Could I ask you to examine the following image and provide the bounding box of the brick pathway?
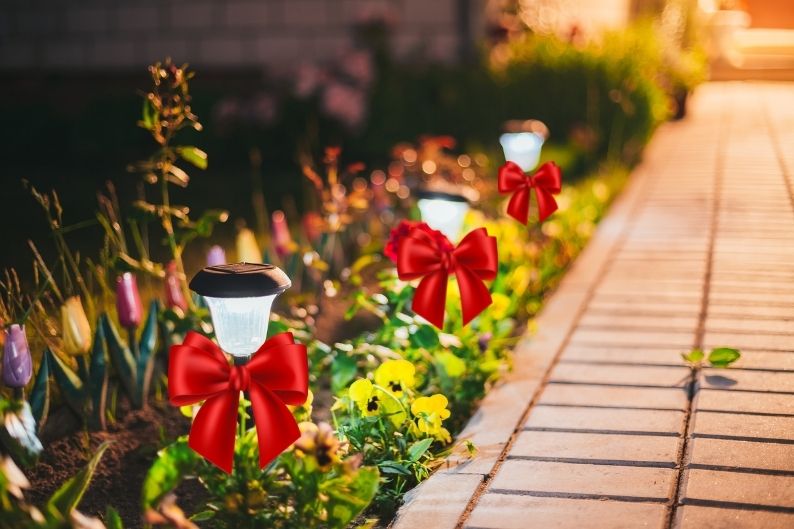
[392,82,794,529]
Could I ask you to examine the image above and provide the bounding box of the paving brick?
[169,1,214,29]
[676,505,794,529]
[117,5,160,32]
[392,473,482,529]
[511,430,681,464]
[569,328,694,348]
[550,364,690,388]
[560,347,684,366]
[682,469,794,508]
[283,0,330,27]
[66,6,108,33]
[527,405,684,434]
[693,411,794,440]
[467,494,668,529]
[690,437,794,471]
[706,317,794,334]
[700,368,794,393]
[579,313,699,331]
[539,384,688,410]
[708,304,794,319]
[491,460,675,500]
[704,332,794,351]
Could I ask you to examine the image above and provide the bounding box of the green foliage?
[0,441,112,529]
[682,347,741,368]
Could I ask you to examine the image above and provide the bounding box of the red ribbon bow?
[168,331,309,473]
[397,227,498,328]
[498,161,562,223]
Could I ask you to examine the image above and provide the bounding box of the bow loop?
[498,161,562,224]
[396,226,497,328]
[168,331,309,473]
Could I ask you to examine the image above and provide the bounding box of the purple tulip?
[164,261,188,312]
[116,272,143,329]
[206,245,227,267]
[3,324,32,388]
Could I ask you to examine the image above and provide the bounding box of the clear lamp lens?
[417,198,470,242]
[204,295,277,357]
[499,132,545,172]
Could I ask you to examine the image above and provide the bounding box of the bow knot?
[397,227,497,328]
[168,331,309,473]
[498,161,562,224]
[228,364,251,393]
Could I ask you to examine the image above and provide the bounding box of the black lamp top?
[189,263,291,298]
[415,189,469,204]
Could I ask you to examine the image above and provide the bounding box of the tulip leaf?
[409,325,440,349]
[46,441,109,516]
[142,439,198,509]
[29,353,51,430]
[176,146,208,170]
[0,399,43,467]
[102,315,139,408]
[105,506,124,529]
[136,301,160,408]
[46,348,86,416]
[88,320,109,430]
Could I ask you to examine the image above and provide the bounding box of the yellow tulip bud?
[61,296,92,356]
[236,228,262,263]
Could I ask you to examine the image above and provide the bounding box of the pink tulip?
[116,272,143,329]
[164,262,188,312]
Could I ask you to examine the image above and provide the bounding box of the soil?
[24,283,383,528]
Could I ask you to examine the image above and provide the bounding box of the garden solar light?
[499,119,549,172]
[415,189,470,242]
[189,263,291,358]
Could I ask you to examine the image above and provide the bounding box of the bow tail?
[250,385,301,469]
[190,391,241,473]
[456,265,494,326]
[534,189,559,222]
[412,270,449,328]
[506,187,531,224]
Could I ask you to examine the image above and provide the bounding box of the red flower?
[384,220,453,263]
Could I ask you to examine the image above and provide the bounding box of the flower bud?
[61,296,92,356]
[116,272,143,329]
[271,211,295,257]
[301,212,323,243]
[236,228,262,263]
[206,245,227,267]
[2,324,32,388]
[164,261,188,312]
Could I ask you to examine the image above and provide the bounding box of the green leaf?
[192,209,229,238]
[176,146,208,170]
[407,438,434,462]
[141,439,198,509]
[136,301,160,408]
[29,352,51,429]
[140,97,157,130]
[708,347,741,368]
[88,319,109,430]
[46,348,86,415]
[681,349,704,365]
[191,510,216,522]
[332,354,359,394]
[409,324,440,349]
[0,400,43,467]
[102,315,139,408]
[105,506,124,529]
[324,467,379,529]
[378,461,411,476]
[46,441,110,516]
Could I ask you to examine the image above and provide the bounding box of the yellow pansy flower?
[508,265,532,293]
[348,378,407,426]
[490,293,511,320]
[411,394,451,442]
[436,351,465,377]
[374,359,416,397]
